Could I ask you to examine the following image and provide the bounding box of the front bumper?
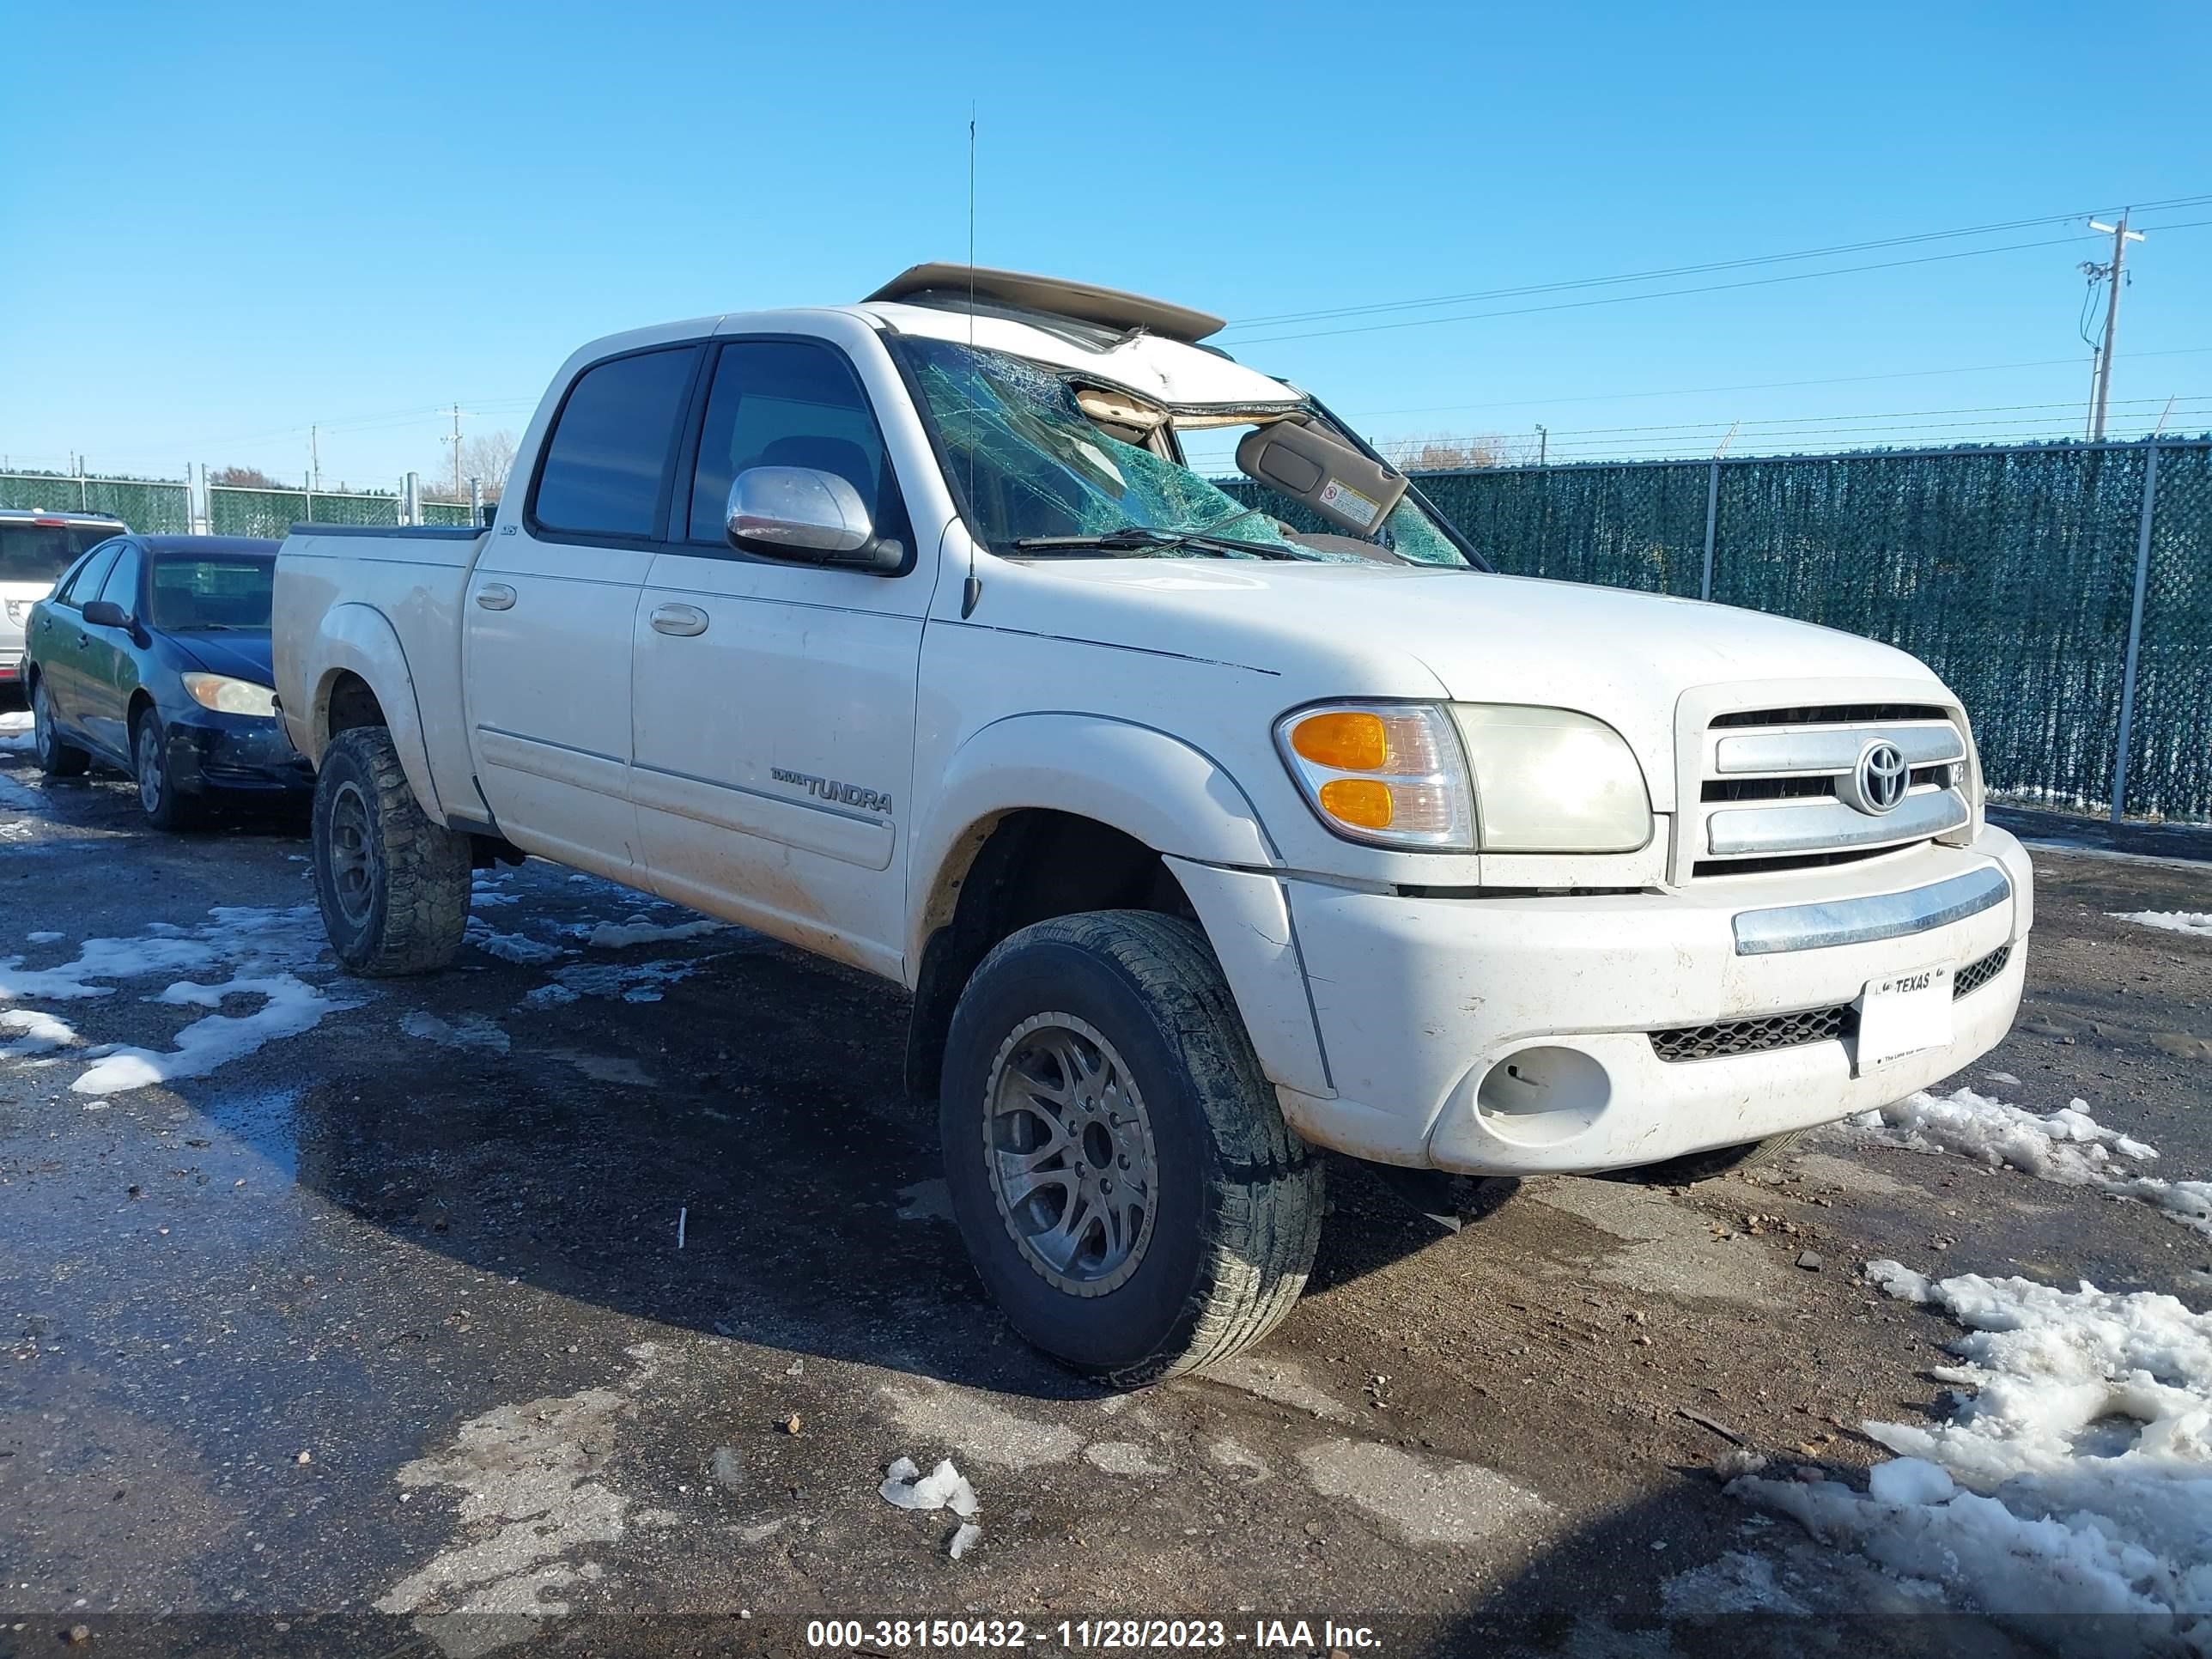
[1273,827,2033,1176]
[166,711,313,796]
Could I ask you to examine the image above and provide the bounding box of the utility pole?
[444,404,465,502]
[1535,424,1548,466]
[310,424,321,492]
[2084,213,2145,441]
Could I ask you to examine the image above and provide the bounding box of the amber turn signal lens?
[1291,710,1389,771]
[1318,777,1395,829]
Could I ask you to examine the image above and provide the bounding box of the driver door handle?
[476,583,517,611]
[649,603,709,638]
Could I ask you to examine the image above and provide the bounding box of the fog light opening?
[1475,1045,1612,1146]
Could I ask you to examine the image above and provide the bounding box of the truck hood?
[990,560,1948,811]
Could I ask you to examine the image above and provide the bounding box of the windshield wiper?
[1011,526,1304,561]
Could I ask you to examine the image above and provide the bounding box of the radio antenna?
[960,107,983,618]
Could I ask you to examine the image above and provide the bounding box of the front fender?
[303,603,446,822]
[911,713,1279,954]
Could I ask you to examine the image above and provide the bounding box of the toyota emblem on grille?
[1843,739,1910,815]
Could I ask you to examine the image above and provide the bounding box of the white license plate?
[1855,961,1954,1072]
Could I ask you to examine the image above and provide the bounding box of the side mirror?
[726,466,902,573]
[82,599,131,629]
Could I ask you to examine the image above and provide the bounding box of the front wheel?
[133,708,197,830]
[311,726,471,975]
[32,678,89,777]
[939,910,1324,1388]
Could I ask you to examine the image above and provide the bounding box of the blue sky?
[4,0,2209,489]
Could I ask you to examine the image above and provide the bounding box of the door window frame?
[521,341,710,553]
[96,542,144,619]
[52,540,125,611]
[667,333,919,577]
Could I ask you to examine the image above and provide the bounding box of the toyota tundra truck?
[271,264,2032,1385]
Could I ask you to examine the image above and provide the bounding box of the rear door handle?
[475,583,517,611]
[649,603,709,638]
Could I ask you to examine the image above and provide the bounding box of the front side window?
[53,543,122,608]
[98,544,143,615]
[531,346,702,538]
[686,340,907,546]
[149,557,275,629]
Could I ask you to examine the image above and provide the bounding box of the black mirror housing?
[82,599,130,629]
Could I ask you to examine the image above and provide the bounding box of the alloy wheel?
[982,1012,1159,1297]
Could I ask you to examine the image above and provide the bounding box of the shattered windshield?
[893,337,1471,566]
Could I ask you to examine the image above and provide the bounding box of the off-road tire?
[32,678,89,777]
[1604,1128,1808,1186]
[940,910,1324,1388]
[133,708,198,831]
[312,726,471,976]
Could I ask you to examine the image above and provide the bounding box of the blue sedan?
[24,535,311,828]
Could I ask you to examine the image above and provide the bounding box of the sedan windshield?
[893,337,1473,568]
[149,556,274,629]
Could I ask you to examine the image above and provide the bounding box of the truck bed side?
[271,524,489,825]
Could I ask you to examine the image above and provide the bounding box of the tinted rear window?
[531,346,702,538]
[149,557,276,629]
[0,522,125,583]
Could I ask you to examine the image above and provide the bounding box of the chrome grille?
[1690,702,1972,878]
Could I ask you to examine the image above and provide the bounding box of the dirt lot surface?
[3,736,2209,1657]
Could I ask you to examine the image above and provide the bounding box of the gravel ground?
[3,732,2208,1658]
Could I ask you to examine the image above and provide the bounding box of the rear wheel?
[940,910,1324,1387]
[311,726,471,975]
[31,678,88,777]
[1604,1128,1808,1186]
[133,708,197,830]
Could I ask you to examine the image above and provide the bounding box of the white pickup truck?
[273,264,2032,1384]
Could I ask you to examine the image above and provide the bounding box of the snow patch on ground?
[1660,1550,1814,1617]
[26,930,64,944]
[1730,1261,2212,1644]
[402,1011,512,1054]
[525,957,711,1006]
[1849,1087,2212,1239]
[376,1343,663,1632]
[2112,909,2212,940]
[0,906,363,1097]
[465,919,568,965]
[1,1007,78,1056]
[1297,1440,1552,1546]
[583,915,726,949]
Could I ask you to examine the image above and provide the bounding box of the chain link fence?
[204,487,474,538]
[0,471,191,533]
[1411,439,2212,823]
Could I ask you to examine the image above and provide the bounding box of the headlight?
[181,672,277,717]
[1450,705,1652,852]
[1275,701,1652,854]
[3,599,27,626]
[1274,702,1476,850]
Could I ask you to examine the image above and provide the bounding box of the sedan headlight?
[1276,701,1651,854]
[181,672,277,718]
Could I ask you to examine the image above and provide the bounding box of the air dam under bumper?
[1274,827,2033,1177]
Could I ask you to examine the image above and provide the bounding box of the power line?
[1340,345,2212,420]
[1227,216,2212,349]
[1223,193,2212,331]
[1376,393,2210,445]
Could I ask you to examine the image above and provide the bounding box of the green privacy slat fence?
[207,487,405,538]
[1403,439,2212,823]
[1,471,191,533]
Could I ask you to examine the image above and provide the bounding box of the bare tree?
[422,430,519,502]
[209,465,296,490]
[1380,433,1533,471]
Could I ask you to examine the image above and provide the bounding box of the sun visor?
[1237,419,1407,535]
